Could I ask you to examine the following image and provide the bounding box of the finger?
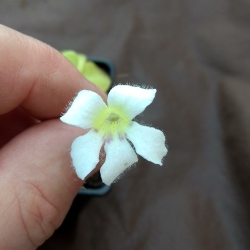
[0,25,106,119]
[0,120,85,249]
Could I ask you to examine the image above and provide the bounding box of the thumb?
[0,120,85,249]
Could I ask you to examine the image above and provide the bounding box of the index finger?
[0,25,105,119]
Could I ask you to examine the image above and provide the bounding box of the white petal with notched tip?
[126,121,167,165]
[61,90,107,129]
[100,139,138,185]
[71,129,103,180]
[108,85,156,119]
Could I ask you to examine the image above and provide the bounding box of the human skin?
[0,25,105,249]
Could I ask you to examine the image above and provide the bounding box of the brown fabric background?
[1,0,250,249]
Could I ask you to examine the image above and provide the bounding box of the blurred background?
[1,0,250,249]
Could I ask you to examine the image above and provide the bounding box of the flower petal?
[126,122,167,165]
[107,85,156,119]
[71,130,103,180]
[100,139,138,185]
[60,90,107,129]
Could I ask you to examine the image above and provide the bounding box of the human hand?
[0,25,105,249]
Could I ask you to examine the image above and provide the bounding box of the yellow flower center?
[92,105,131,140]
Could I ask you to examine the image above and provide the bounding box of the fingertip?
[0,25,106,119]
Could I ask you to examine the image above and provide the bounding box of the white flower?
[60,85,168,185]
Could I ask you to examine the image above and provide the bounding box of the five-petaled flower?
[60,85,167,185]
